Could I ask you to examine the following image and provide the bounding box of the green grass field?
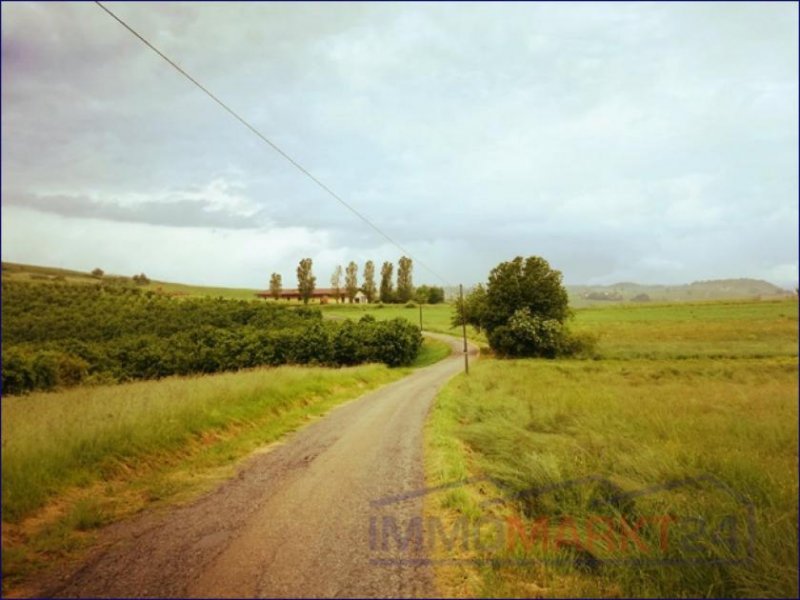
[320,302,489,345]
[572,299,797,359]
[424,298,798,598]
[0,336,451,589]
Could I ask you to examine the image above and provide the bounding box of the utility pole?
[459,284,469,375]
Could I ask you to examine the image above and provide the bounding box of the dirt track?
[39,333,475,598]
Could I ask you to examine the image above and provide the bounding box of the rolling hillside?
[566,278,793,307]
[1,262,259,300]
[4,261,793,306]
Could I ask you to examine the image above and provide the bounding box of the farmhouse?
[256,288,368,304]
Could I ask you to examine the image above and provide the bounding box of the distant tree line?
[1,281,422,395]
[269,257,444,305]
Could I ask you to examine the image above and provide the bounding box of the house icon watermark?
[368,473,756,569]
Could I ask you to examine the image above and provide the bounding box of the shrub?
[292,322,333,365]
[363,318,423,367]
[489,308,598,359]
[414,285,445,304]
[1,281,423,394]
[2,348,89,394]
[2,348,37,395]
[333,320,365,365]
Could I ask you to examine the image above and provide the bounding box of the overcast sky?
[2,2,797,289]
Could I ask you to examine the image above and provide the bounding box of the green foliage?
[360,317,423,367]
[414,285,445,304]
[296,257,316,304]
[1,281,423,395]
[396,256,414,303]
[131,273,150,285]
[380,261,394,303]
[269,272,282,299]
[452,284,489,330]
[464,257,584,357]
[362,260,376,303]
[484,256,570,331]
[2,348,90,395]
[488,307,597,358]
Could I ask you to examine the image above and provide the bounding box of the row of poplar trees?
[268,257,414,304]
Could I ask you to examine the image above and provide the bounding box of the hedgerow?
[2,282,422,394]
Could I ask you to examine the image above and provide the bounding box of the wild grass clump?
[1,363,402,521]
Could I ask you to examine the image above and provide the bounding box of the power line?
[94,1,451,287]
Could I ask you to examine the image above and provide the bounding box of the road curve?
[41,333,477,598]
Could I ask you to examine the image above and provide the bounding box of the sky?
[2,1,798,289]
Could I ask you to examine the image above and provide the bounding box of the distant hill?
[567,278,793,307]
[4,262,794,307]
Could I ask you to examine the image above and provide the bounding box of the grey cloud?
[1,2,797,287]
[4,190,267,230]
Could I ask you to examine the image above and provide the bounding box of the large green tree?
[362,260,376,303]
[460,256,587,358]
[379,261,394,303]
[269,272,282,300]
[296,258,316,304]
[345,261,359,303]
[483,256,569,332]
[396,256,414,303]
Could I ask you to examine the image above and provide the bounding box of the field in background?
[321,302,469,338]
[324,297,798,359]
[572,299,797,359]
[1,336,451,591]
[425,298,798,598]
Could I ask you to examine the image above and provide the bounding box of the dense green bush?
[364,318,423,367]
[487,307,596,358]
[414,285,445,304]
[1,347,90,395]
[455,256,591,358]
[1,281,422,395]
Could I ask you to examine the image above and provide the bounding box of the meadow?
[424,297,798,598]
[321,301,485,342]
[3,262,796,597]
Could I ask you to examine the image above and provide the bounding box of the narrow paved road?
[41,333,476,598]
